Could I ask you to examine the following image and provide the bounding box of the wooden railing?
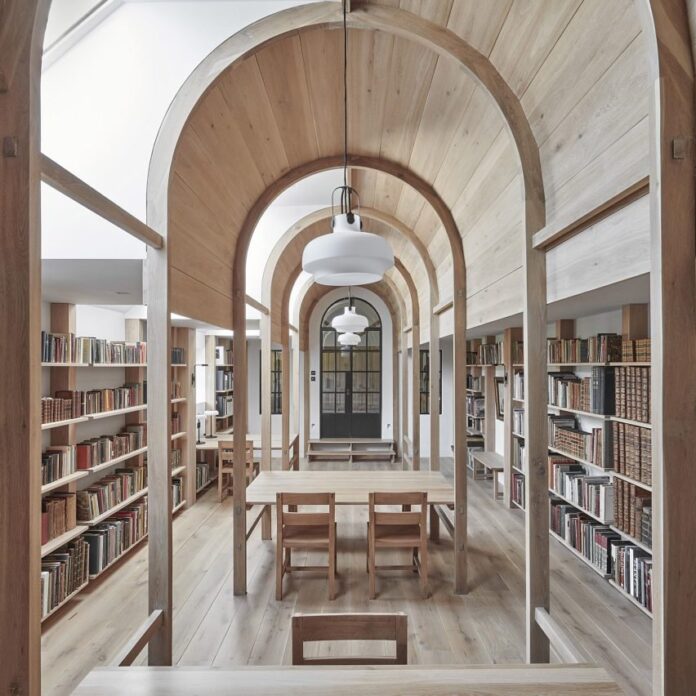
[534,608,586,664]
[288,435,300,471]
[113,610,165,666]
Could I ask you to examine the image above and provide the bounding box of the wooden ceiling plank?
[446,0,514,58]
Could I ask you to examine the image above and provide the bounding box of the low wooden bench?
[471,451,504,500]
[73,665,623,695]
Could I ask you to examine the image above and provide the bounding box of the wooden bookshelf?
[78,487,148,525]
[41,470,89,494]
[41,525,90,557]
[88,533,147,580]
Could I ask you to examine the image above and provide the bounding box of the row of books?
[73,429,146,471]
[547,333,623,364]
[196,461,214,491]
[466,342,502,366]
[621,338,651,363]
[551,500,617,575]
[42,493,77,545]
[171,347,186,364]
[466,374,484,392]
[615,366,650,423]
[513,440,526,473]
[548,456,613,522]
[83,498,147,576]
[612,422,652,485]
[512,473,525,508]
[466,394,485,418]
[41,383,146,424]
[171,447,182,469]
[216,369,233,391]
[215,345,233,365]
[216,394,234,418]
[42,446,77,486]
[172,381,181,398]
[612,543,652,612]
[513,408,524,437]
[76,466,148,522]
[613,479,652,548]
[41,331,147,365]
[41,538,89,618]
[513,371,524,401]
[548,367,616,415]
[549,415,604,467]
[172,477,184,509]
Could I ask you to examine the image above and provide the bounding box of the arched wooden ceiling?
[159,1,648,330]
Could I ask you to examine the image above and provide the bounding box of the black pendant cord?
[342,0,349,203]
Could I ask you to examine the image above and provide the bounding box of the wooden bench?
[471,451,504,500]
[307,438,396,464]
[73,665,623,695]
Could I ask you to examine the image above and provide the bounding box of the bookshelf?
[506,305,653,616]
[39,306,201,624]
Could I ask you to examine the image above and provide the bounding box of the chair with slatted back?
[291,612,407,665]
[276,492,337,601]
[367,491,429,599]
[217,439,258,503]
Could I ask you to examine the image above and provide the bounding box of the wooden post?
[554,319,575,339]
[524,214,549,662]
[429,315,440,470]
[401,346,408,469]
[303,345,310,457]
[281,336,290,469]
[146,216,173,663]
[453,287,468,594]
[260,313,272,472]
[483,335,496,450]
[411,328,420,470]
[503,327,522,508]
[392,327,401,459]
[232,283,247,595]
[642,2,696,692]
[184,327,196,507]
[0,5,47,692]
[292,330,300,452]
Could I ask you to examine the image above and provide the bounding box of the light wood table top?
[196,433,298,452]
[472,451,504,470]
[73,665,622,695]
[246,470,454,505]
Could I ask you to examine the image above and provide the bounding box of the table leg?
[429,505,440,542]
[493,471,499,500]
[261,504,272,540]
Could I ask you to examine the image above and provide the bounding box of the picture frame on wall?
[494,376,504,420]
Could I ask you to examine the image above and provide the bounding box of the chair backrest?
[369,491,427,529]
[291,612,407,665]
[276,492,335,531]
[218,439,253,467]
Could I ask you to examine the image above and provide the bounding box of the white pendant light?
[300,0,393,286]
[332,305,369,334]
[303,211,394,286]
[338,332,361,347]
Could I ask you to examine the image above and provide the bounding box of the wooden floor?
[42,461,651,696]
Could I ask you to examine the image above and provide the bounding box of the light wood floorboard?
[41,461,651,696]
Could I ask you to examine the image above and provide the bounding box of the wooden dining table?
[246,470,454,542]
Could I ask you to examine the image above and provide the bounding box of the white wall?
[308,288,394,440]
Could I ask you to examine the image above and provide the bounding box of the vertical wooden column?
[643,3,696,691]
[281,337,290,469]
[503,327,522,508]
[0,7,46,694]
[125,318,147,475]
[232,282,248,595]
[429,315,440,470]
[260,313,272,472]
[303,343,310,456]
[292,330,300,450]
[146,217,173,662]
[523,219,549,661]
[204,335,215,412]
[452,286,468,594]
[483,335,496,450]
[184,327,196,506]
[411,328,420,470]
[392,325,400,458]
[400,346,408,469]
[555,319,575,339]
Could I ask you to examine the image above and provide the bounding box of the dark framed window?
[419,349,442,415]
[260,349,282,414]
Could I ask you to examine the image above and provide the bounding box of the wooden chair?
[217,439,258,503]
[367,491,429,599]
[291,612,407,665]
[276,492,336,601]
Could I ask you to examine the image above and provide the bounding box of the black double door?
[320,327,381,438]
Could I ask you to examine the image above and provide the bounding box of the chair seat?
[283,526,331,547]
[373,524,421,547]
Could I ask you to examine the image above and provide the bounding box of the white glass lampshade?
[331,306,369,334]
[338,332,361,347]
[302,213,394,286]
